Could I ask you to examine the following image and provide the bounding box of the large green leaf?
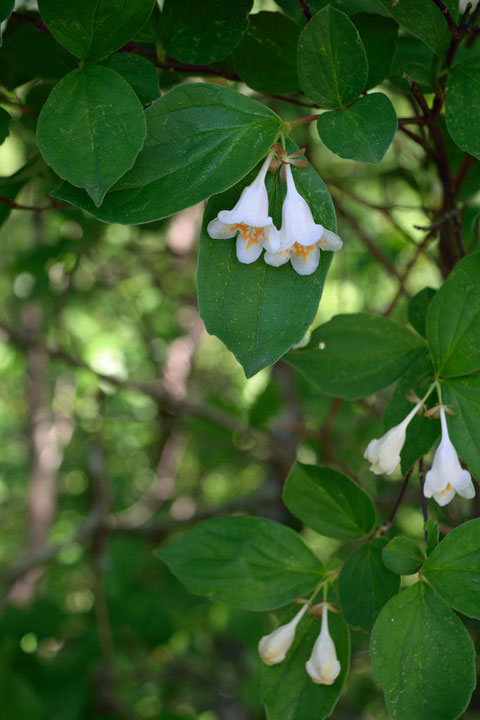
[297,6,367,109]
[426,253,480,377]
[38,0,156,63]
[442,375,480,479]
[37,66,146,207]
[351,13,398,90]
[232,11,300,94]
[287,314,425,400]
[371,581,476,720]
[383,350,439,474]
[161,0,252,64]
[261,609,349,720]
[156,516,325,611]
[197,148,336,377]
[408,287,436,338]
[338,539,400,631]
[317,93,397,164]
[423,519,480,619]
[283,463,376,540]
[0,22,66,80]
[446,57,480,160]
[52,83,281,224]
[375,0,450,57]
[382,537,425,576]
[102,53,160,105]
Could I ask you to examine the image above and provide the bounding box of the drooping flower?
[264,163,342,275]
[258,603,308,666]
[305,606,341,685]
[423,407,475,506]
[207,153,280,263]
[364,401,422,475]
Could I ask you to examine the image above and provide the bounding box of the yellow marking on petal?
[291,242,315,262]
[440,483,453,495]
[230,223,266,249]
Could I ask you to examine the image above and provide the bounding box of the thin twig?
[377,467,414,535]
[430,0,458,35]
[299,0,312,21]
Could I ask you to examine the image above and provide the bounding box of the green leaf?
[0,0,14,46]
[161,0,252,64]
[446,57,480,160]
[425,520,440,556]
[383,351,438,474]
[38,0,156,63]
[388,37,437,94]
[297,7,367,109]
[0,158,40,228]
[287,314,425,400]
[232,11,300,94]
[371,581,476,720]
[338,539,400,631]
[382,537,425,575]
[102,53,160,105]
[442,374,480,479]
[197,147,336,377]
[283,463,376,540]
[351,13,398,90]
[261,609,349,720]
[0,106,10,145]
[155,516,325,611]
[52,83,281,225]
[426,252,480,377]
[375,0,450,57]
[408,287,436,337]
[0,22,65,80]
[317,93,397,164]
[423,518,480,619]
[37,66,146,207]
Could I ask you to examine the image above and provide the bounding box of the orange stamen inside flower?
[230,223,266,249]
[440,483,452,495]
[291,243,315,262]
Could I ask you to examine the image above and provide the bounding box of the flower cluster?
[207,150,342,276]
[258,603,341,686]
[364,389,475,507]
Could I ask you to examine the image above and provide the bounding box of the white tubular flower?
[258,604,308,666]
[305,607,341,686]
[207,153,280,263]
[423,407,475,506]
[364,402,422,475]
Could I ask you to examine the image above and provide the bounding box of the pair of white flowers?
[207,152,343,276]
[364,400,475,506]
[258,603,341,686]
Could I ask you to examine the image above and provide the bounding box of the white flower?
[258,603,308,666]
[264,164,342,276]
[364,402,422,475]
[207,153,280,263]
[423,407,475,506]
[459,0,479,13]
[305,606,341,685]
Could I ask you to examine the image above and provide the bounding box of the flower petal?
[320,229,343,252]
[236,234,263,264]
[290,243,320,276]
[264,248,290,267]
[207,217,236,239]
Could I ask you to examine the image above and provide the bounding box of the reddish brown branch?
[0,194,56,212]
[299,0,312,21]
[431,0,458,35]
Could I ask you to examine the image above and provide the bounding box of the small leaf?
[283,463,376,540]
[287,314,425,400]
[408,287,436,338]
[425,520,439,556]
[261,609,349,720]
[446,57,480,160]
[338,539,400,631]
[37,66,146,206]
[197,144,336,377]
[297,6,367,109]
[426,252,480,377]
[375,0,450,57]
[382,536,425,576]
[156,516,325,611]
[371,581,476,720]
[422,518,480,619]
[52,83,281,224]
[317,93,397,164]
[161,0,252,65]
[351,13,398,90]
[38,0,156,63]
[232,11,300,94]
[102,53,160,105]
[442,374,480,479]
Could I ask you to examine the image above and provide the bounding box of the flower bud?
[305,607,341,685]
[258,604,308,666]
[364,402,421,475]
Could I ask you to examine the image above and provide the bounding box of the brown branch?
[377,467,414,536]
[0,194,58,212]
[11,11,49,32]
[431,0,458,35]
[299,0,312,21]
[399,126,438,162]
